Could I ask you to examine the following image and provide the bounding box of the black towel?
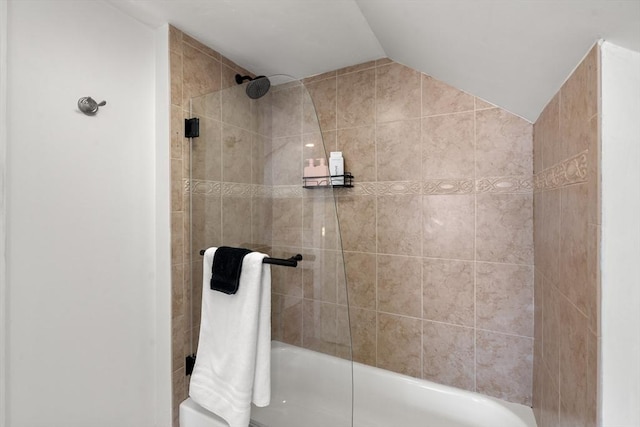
[210,246,252,294]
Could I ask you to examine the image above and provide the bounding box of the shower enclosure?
[186,75,353,425]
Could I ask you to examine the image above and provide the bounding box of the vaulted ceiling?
[110,0,640,122]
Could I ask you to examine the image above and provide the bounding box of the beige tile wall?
[267,80,352,361]
[171,31,347,425]
[269,59,536,406]
[171,28,539,420]
[532,45,600,426]
[169,26,263,426]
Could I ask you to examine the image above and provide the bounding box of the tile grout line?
[555,95,563,415]
[420,72,425,380]
[373,61,379,369]
[368,309,535,339]
[298,85,305,351]
[473,96,478,393]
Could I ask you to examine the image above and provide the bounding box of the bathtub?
[180,341,537,427]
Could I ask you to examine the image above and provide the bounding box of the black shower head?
[246,76,271,99]
[235,74,271,99]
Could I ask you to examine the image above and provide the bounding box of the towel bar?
[199,249,302,268]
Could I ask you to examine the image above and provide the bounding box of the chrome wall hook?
[78,96,106,115]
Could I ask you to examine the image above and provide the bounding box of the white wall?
[154,22,173,427]
[600,41,640,427]
[5,1,170,426]
[0,0,8,425]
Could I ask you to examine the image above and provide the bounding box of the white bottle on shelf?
[329,151,344,185]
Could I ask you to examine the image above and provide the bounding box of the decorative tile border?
[476,177,533,194]
[271,185,303,198]
[344,181,423,196]
[534,151,588,192]
[335,180,473,196]
[252,185,272,198]
[186,179,221,196]
[186,176,534,198]
[186,180,272,198]
[221,182,254,198]
[424,179,474,195]
[347,178,529,196]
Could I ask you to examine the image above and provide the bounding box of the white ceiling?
[110,0,640,122]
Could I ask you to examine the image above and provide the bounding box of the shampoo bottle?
[329,152,344,185]
[316,158,330,186]
[303,158,317,186]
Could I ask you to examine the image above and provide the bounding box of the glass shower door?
[187,75,353,427]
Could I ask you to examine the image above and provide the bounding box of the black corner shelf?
[303,173,354,189]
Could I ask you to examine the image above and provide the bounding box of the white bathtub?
[180,341,537,427]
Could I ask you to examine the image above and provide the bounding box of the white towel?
[189,247,271,427]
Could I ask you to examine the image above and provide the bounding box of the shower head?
[246,76,271,99]
[235,74,271,99]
